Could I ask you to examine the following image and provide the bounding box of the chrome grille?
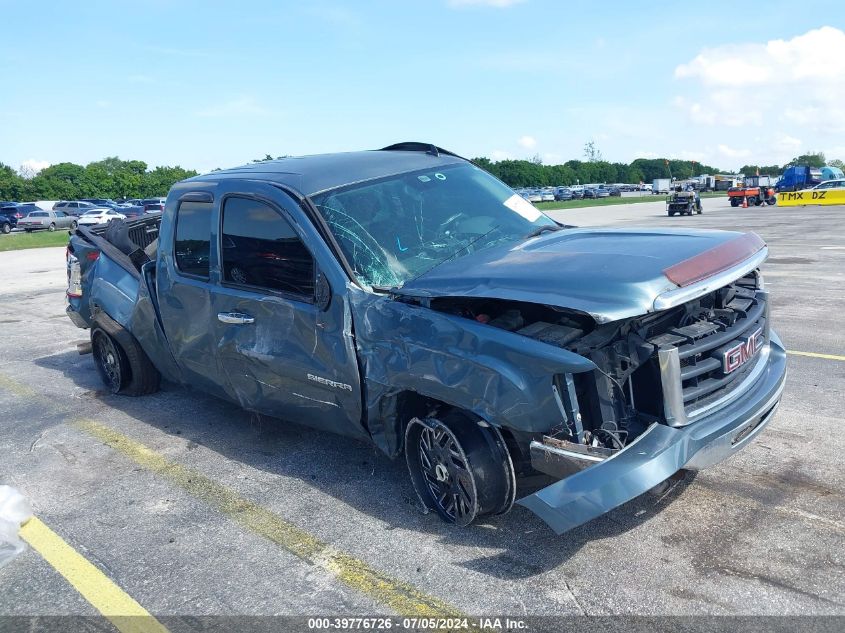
[652,276,769,426]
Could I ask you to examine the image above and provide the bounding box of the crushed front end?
[516,268,787,533]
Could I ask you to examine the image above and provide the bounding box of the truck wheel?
[1,222,10,234]
[91,314,160,396]
[48,223,56,232]
[766,198,776,206]
[668,210,675,217]
[730,198,739,207]
[405,411,515,527]
[754,198,763,206]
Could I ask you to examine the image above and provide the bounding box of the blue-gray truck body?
[65,146,786,533]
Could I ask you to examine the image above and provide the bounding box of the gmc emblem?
[723,327,765,374]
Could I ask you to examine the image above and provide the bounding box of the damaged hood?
[395,228,766,323]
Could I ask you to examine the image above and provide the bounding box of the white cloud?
[517,135,537,149]
[197,96,269,118]
[675,27,845,135]
[676,26,845,85]
[448,0,525,7]
[773,134,801,151]
[19,159,50,178]
[717,144,752,159]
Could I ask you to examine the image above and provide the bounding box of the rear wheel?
[766,198,776,206]
[70,220,77,229]
[668,209,675,216]
[730,198,740,207]
[1,222,10,234]
[24,229,32,233]
[405,412,515,527]
[92,329,129,394]
[48,223,56,232]
[91,314,160,396]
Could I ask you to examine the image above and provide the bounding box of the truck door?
[156,193,225,393]
[210,184,365,439]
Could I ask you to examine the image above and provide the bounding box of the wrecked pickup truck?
[65,143,787,534]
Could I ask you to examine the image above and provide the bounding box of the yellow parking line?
[74,419,463,618]
[19,517,169,633]
[787,350,845,362]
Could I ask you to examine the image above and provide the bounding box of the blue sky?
[1,0,842,174]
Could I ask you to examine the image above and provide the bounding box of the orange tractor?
[727,176,777,207]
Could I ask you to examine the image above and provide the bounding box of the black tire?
[405,411,515,527]
[1,222,10,234]
[91,313,160,396]
[730,198,739,207]
[25,229,32,233]
[766,198,776,206]
[48,223,56,232]
[754,198,763,207]
[70,220,78,229]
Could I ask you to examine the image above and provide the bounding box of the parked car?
[53,201,97,216]
[120,205,147,219]
[525,191,542,203]
[0,203,46,233]
[1,205,23,234]
[540,189,555,202]
[554,188,573,201]
[141,197,167,212]
[811,179,845,190]
[600,185,621,197]
[77,208,128,226]
[66,142,785,534]
[17,210,77,232]
[81,198,118,208]
[584,188,609,199]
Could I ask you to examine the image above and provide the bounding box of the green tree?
[0,163,24,200]
[786,152,826,168]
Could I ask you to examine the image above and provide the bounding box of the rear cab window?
[174,201,212,279]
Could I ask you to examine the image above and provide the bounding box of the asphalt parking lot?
[0,196,843,622]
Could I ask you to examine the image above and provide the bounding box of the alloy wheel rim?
[95,335,121,391]
[418,425,475,522]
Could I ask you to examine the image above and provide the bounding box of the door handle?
[217,312,255,325]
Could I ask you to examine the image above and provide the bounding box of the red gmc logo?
[723,327,765,374]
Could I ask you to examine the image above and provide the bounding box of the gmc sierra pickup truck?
[65,143,787,534]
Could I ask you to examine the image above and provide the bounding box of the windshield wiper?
[524,224,567,239]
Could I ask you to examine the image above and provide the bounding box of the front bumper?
[517,330,787,534]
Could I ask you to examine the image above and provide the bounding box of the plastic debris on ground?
[0,485,32,569]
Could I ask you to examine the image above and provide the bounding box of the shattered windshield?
[311,163,555,288]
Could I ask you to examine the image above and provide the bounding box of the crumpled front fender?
[518,331,787,534]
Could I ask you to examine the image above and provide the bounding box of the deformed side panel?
[350,293,595,457]
[127,262,184,385]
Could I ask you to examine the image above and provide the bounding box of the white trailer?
[652,178,671,194]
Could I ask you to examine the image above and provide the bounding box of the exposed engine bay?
[425,271,763,453]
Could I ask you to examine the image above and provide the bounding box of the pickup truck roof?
[188,148,466,196]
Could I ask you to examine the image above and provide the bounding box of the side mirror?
[315,270,332,311]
